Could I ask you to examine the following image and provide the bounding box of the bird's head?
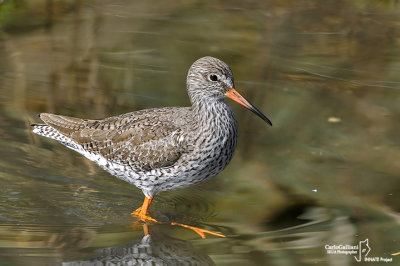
[187,56,272,126]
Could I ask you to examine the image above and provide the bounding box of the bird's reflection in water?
[63,223,214,266]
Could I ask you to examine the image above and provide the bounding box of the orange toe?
[131,209,159,223]
[170,222,226,238]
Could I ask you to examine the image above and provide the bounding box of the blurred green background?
[0,0,399,265]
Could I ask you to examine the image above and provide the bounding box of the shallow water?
[0,0,399,265]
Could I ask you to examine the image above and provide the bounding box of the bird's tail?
[31,124,74,144]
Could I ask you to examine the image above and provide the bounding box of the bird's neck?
[190,98,237,132]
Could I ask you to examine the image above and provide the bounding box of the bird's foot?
[131,208,158,223]
[131,201,225,238]
[170,222,226,239]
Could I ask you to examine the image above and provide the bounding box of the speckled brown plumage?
[38,108,190,171]
[32,56,271,209]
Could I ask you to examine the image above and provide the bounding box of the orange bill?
[225,88,272,126]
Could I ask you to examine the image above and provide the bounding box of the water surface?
[0,0,399,265]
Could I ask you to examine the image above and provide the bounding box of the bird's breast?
[188,104,238,175]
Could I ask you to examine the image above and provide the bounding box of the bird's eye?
[208,74,219,82]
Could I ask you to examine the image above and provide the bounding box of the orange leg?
[131,196,157,222]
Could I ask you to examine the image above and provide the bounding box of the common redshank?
[32,56,272,237]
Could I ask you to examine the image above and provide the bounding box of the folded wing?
[36,108,187,171]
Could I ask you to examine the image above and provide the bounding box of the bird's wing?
[38,108,188,171]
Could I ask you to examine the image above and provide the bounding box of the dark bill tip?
[249,105,272,126]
